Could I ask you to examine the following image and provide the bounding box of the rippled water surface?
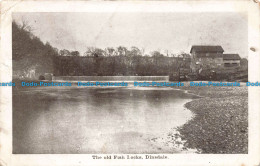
[13,86,196,153]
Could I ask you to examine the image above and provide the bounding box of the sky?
[13,12,248,57]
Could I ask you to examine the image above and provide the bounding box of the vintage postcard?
[0,0,259,166]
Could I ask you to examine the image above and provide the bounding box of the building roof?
[190,45,224,53]
[223,54,241,60]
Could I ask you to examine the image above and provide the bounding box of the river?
[13,86,197,153]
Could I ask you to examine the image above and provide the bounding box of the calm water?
[13,86,197,153]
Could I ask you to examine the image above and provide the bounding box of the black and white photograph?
[0,1,259,166]
[12,12,248,154]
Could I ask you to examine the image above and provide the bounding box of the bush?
[39,75,45,80]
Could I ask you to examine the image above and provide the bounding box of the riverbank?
[12,79,248,153]
[173,82,248,153]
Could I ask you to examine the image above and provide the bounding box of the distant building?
[223,54,241,67]
[190,45,241,74]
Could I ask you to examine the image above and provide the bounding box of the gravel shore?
[173,83,248,153]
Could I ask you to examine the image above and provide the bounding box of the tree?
[151,51,163,57]
[12,20,58,78]
[59,49,71,56]
[105,47,115,56]
[84,47,105,57]
[240,58,248,71]
[116,46,127,56]
[71,51,80,56]
[129,46,142,57]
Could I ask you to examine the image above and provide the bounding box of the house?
[190,45,241,74]
[223,54,241,67]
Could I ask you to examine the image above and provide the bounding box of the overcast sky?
[13,12,248,57]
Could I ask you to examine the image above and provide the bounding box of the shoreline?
[147,98,198,154]
[12,79,248,153]
[173,83,248,153]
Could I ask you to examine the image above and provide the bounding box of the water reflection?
[13,87,197,153]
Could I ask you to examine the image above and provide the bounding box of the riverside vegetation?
[13,20,248,154]
[12,21,190,78]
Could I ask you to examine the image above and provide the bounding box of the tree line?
[54,48,190,76]
[12,20,190,78]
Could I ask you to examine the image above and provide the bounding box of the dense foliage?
[12,20,247,80]
[53,47,191,76]
[53,55,186,76]
[12,21,58,78]
[13,20,191,77]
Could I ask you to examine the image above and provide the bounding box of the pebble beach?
[173,83,248,153]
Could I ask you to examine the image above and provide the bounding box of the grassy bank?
[174,83,248,153]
